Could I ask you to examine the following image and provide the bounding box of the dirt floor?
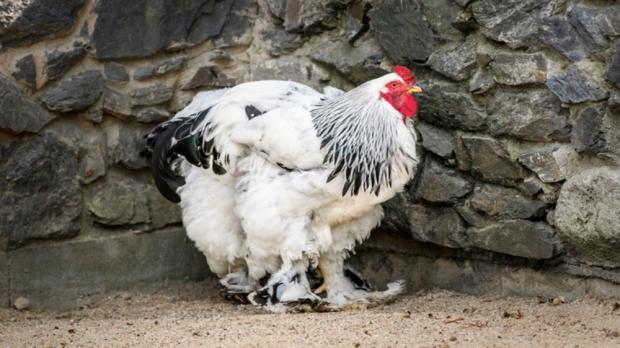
[1,281,619,348]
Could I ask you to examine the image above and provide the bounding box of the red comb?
[393,65,416,84]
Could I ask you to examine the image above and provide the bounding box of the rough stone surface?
[416,159,472,203]
[0,252,8,306]
[427,39,477,81]
[12,54,36,89]
[469,184,547,219]
[129,84,174,106]
[569,5,620,53]
[486,89,569,142]
[461,135,527,184]
[44,44,87,82]
[470,0,562,49]
[570,106,608,155]
[0,0,85,46]
[104,120,150,169]
[134,56,186,81]
[311,37,387,84]
[608,43,620,89]
[416,122,455,158]
[85,171,150,226]
[0,74,55,134]
[213,0,257,48]
[38,70,104,112]
[489,53,548,86]
[8,227,209,309]
[417,82,486,131]
[182,66,235,90]
[408,204,466,248]
[91,0,213,59]
[0,133,80,248]
[251,58,324,88]
[467,220,559,259]
[369,0,439,64]
[103,62,129,82]
[518,150,564,183]
[260,26,306,56]
[555,168,620,267]
[545,66,608,104]
[539,16,594,61]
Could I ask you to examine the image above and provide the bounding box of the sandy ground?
[1,281,619,348]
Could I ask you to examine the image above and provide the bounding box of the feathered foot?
[313,258,329,294]
[248,262,322,313]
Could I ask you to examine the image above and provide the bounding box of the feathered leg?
[247,259,321,312]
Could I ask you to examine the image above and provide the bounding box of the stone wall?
[0,0,619,308]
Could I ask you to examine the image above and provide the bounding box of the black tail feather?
[142,108,213,203]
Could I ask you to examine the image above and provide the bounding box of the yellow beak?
[407,86,423,94]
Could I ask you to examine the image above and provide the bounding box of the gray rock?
[416,122,455,158]
[518,150,564,183]
[610,93,620,115]
[251,58,324,89]
[146,182,182,229]
[102,87,132,118]
[571,104,620,160]
[0,133,80,248]
[91,0,212,59]
[470,0,563,49]
[469,183,547,219]
[103,62,129,82]
[486,89,570,142]
[454,132,472,171]
[539,16,594,61]
[417,81,486,131]
[467,220,560,259]
[135,107,170,124]
[408,204,466,248]
[12,54,36,89]
[427,39,477,81]
[260,26,306,56]
[571,106,608,155]
[344,0,366,43]
[468,68,496,95]
[461,135,527,184]
[455,200,490,227]
[311,37,387,84]
[44,44,87,82]
[214,0,257,48]
[38,70,104,112]
[182,66,235,90]
[0,73,55,134]
[277,0,341,34]
[416,159,472,203]
[608,43,620,90]
[545,66,608,104]
[555,167,620,267]
[104,120,150,169]
[369,0,439,64]
[0,0,85,46]
[134,56,186,81]
[265,0,286,19]
[187,0,234,45]
[129,84,174,106]
[85,170,150,226]
[568,5,620,52]
[489,53,548,86]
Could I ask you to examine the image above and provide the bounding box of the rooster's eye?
[390,82,399,88]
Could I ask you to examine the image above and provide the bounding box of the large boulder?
[555,168,620,267]
[0,0,85,46]
[0,73,55,134]
[0,133,81,248]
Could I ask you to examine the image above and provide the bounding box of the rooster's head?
[378,66,423,120]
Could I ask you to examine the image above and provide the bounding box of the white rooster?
[144,66,422,311]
